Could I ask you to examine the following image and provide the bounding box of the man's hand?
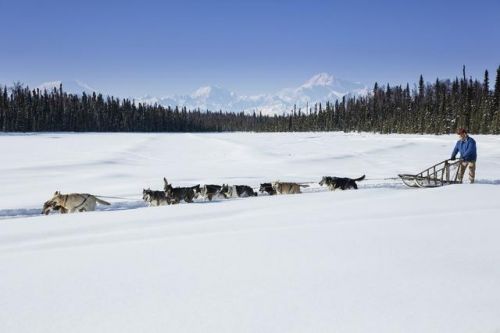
[450,156,456,160]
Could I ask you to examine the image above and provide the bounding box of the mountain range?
[37,73,368,115]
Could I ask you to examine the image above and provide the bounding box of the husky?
[220,184,257,198]
[259,183,276,195]
[163,178,197,204]
[191,184,202,199]
[271,181,309,195]
[143,188,170,206]
[319,175,365,190]
[41,200,68,215]
[42,191,110,214]
[200,184,223,201]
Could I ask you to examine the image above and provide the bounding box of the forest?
[1,66,499,134]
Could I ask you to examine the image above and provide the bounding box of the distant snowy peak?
[192,86,213,99]
[191,85,235,99]
[37,80,97,95]
[136,73,368,115]
[302,73,335,88]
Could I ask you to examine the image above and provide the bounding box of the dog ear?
[54,191,60,196]
[163,178,168,185]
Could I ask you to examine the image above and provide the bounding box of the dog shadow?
[96,200,147,212]
[0,208,43,220]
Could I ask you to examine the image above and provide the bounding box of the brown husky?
[42,200,69,214]
[271,181,309,195]
[42,191,110,214]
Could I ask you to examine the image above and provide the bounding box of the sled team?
[41,128,477,214]
[42,175,366,214]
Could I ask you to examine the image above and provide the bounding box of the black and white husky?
[163,178,197,204]
[319,175,365,190]
[220,184,257,198]
[199,184,223,201]
[143,188,170,206]
[259,183,276,195]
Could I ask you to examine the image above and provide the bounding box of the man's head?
[457,128,467,140]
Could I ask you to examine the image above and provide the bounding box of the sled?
[398,159,463,188]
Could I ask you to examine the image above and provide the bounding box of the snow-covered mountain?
[37,80,97,95]
[136,73,368,115]
[36,74,368,115]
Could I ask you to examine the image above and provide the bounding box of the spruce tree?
[483,70,489,95]
[418,75,425,98]
[494,66,500,133]
[494,66,500,109]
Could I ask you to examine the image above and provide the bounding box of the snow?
[1,132,500,332]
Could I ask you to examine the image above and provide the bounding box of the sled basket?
[398,159,463,188]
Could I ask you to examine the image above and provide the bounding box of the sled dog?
[42,200,68,214]
[319,175,365,190]
[191,184,202,198]
[143,188,170,206]
[259,183,276,195]
[42,191,110,214]
[200,184,223,201]
[271,181,308,195]
[220,184,257,198]
[163,178,197,204]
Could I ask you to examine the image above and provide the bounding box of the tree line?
[1,66,499,134]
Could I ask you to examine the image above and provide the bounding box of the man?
[451,128,477,183]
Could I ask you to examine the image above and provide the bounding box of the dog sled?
[398,159,463,188]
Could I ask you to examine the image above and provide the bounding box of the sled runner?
[398,159,463,188]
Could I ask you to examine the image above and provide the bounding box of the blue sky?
[1,0,499,97]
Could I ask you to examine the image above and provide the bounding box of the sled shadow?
[360,182,407,190]
[475,179,500,185]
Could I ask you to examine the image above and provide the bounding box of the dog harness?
[73,195,90,210]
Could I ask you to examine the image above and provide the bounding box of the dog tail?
[299,184,310,188]
[353,175,366,182]
[95,197,111,205]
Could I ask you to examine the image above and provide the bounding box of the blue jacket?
[451,136,477,162]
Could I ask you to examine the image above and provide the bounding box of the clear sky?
[1,0,499,97]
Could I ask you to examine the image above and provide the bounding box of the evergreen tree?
[483,70,489,95]
[418,75,425,98]
[494,66,500,133]
[495,66,500,109]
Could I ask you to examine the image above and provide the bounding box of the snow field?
[1,132,500,332]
